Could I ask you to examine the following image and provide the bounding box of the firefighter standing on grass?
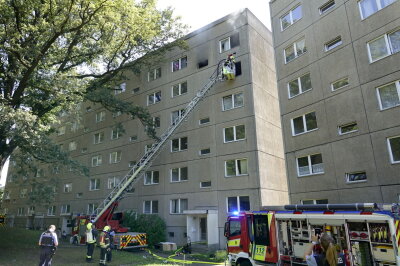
[85,222,98,262]
[38,224,58,266]
[99,225,111,266]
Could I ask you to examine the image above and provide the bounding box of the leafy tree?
[0,0,187,176]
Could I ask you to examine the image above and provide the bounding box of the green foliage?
[123,212,166,247]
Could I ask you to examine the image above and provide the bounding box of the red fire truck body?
[225,203,400,266]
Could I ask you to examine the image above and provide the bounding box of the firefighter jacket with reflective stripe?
[39,231,55,247]
[99,231,110,248]
[86,228,97,244]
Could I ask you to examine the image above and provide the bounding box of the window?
[199,117,210,125]
[229,220,241,236]
[338,122,358,135]
[47,206,56,216]
[87,203,98,215]
[288,73,312,98]
[95,111,106,123]
[284,38,307,63]
[227,196,250,212]
[367,29,400,62]
[172,56,187,72]
[147,91,162,105]
[198,59,208,68]
[358,0,396,19]
[89,178,100,191]
[170,199,188,214]
[114,82,126,95]
[325,36,342,51]
[91,155,102,167]
[93,132,104,144]
[130,135,138,142]
[387,135,400,163]
[297,154,324,176]
[20,188,27,198]
[17,207,24,216]
[84,127,89,132]
[171,137,188,152]
[172,81,188,97]
[68,141,77,151]
[199,148,211,155]
[376,80,400,110]
[346,172,367,183]
[76,193,83,198]
[109,151,121,164]
[60,204,70,215]
[144,171,159,185]
[4,191,10,200]
[132,87,140,94]
[129,161,137,167]
[81,148,88,153]
[58,126,66,136]
[152,116,160,128]
[280,5,302,31]
[224,125,245,142]
[111,128,121,140]
[35,169,43,177]
[64,183,72,193]
[301,199,328,204]
[86,106,92,112]
[222,92,244,111]
[144,200,159,214]
[108,177,121,189]
[28,207,35,216]
[200,181,211,188]
[169,232,175,237]
[112,111,122,118]
[171,167,188,182]
[291,112,318,136]
[219,33,240,53]
[145,144,153,153]
[171,109,185,125]
[148,67,161,81]
[331,77,349,91]
[319,0,335,14]
[71,121,79,132]
[225,158,248,177]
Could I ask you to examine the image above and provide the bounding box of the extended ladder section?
[92,59,228,222]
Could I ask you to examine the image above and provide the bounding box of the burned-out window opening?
[198,59,208,68]
[234,62,242,76]
[230,33,240,49]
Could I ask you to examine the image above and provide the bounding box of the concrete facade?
[270,0,400,204]
[2,9,288,249]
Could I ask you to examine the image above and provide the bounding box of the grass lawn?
[0,227,225,266]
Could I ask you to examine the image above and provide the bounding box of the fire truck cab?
[225,203,400,266]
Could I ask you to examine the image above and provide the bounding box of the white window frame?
[112,111,122,118]
[108,176,121,189]
[147,91,162,105]
[346,171,368,183]
[199,148,211,156]
[288,73,312,99]
[280,4,302,31]
[170,198,188,214]
[331,77,350,91]
[226,196,250,213]
[199,117,210,125]
[219,37,231,53]
[224,158,248,177]
[172,56,187,72]
[358,0,397,19]
[170,167,188,183]
[20,188,27,198]
[93,132,104,144]
[147,67,161,81]
[111,128,121,140]
[63,183,72,193]
[17,207,24,216]
[60,204,71,215]
[4,191,10,200]
[95,111,106,123]
[291,112,318,136]
[171,137,188,152]
[114,82,126,95]
[144,171,159,185]
[387,135,400,164]
[172,81,188,97]
[338,122,358,135]
[87,203,98,215]
[296,153,325,177]
[367,29,400,63]
[376,80,400,110]
[200,181,212,188]
[58,126,66,136]
[47,206,56,216]
[171,109,185,125]
[109,151,121,164]
[143,200,159,214]
[325,36,342,51]
[91,155,102,167]
[152,116,160,128]
[222,92,244,111]
[223,125,246,143]
[284,38,307,64]
[130,135,138,142]
[319,0,336,14]
[68,141,77,151]
[89,178,100,191]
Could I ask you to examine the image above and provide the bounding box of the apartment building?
[270,0,400,204]
[2,9,288,249]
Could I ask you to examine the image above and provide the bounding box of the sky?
[0,0,272,187]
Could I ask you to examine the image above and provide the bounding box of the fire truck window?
[254,215,270,246]
[229,220,241,237]
[247,216,254,242]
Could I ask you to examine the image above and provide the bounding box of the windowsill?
[172,92,188,98]
[288,88,312,99]
[110,161,121,164]
[172,68,187,73]
[346,180,367,184]
[285,52,307,64]
[224,139,246,144]
[332,84,350,92]
[339,130,358,136]
[369,53,392,64]
[390,160,400,165]
[171,180,188,183]
[144,183,159,186]
[222,106,244,112]
[170,213,184,215]
[199,153,211,156]
[319,6,335,16]
[47,214,55,217]
[225,174,249,178]
[200,186,212,189]
[91,165,101,167]
[89,189,100,191]
[380,103,400,111]
[292,128,318,137]
[171,149,188,153]
[60,213,71,216]
[297,172,325,177]
[360,3,396,21]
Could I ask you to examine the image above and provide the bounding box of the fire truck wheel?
[236,259,251,266]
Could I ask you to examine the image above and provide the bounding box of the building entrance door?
[200,217,207,241]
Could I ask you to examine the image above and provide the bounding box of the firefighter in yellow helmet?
[222,53,236,80]
[99,225,111,266]
[85,222,98,262]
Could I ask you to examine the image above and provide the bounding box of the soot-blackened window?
[235,62,242,76]
[198,59,208,68]
[230,33,240,49]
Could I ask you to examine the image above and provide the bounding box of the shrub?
[122,211,166,247]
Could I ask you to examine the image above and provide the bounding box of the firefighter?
[38,224,58,266]
[107,230,115,263]
[99,225,111,266]
[222,53,236,80]
[85,222,98,262]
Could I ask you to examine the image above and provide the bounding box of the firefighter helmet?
[103,225,111,232]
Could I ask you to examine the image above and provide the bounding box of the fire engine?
[225,203,400,265]
[70,55,237,249]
